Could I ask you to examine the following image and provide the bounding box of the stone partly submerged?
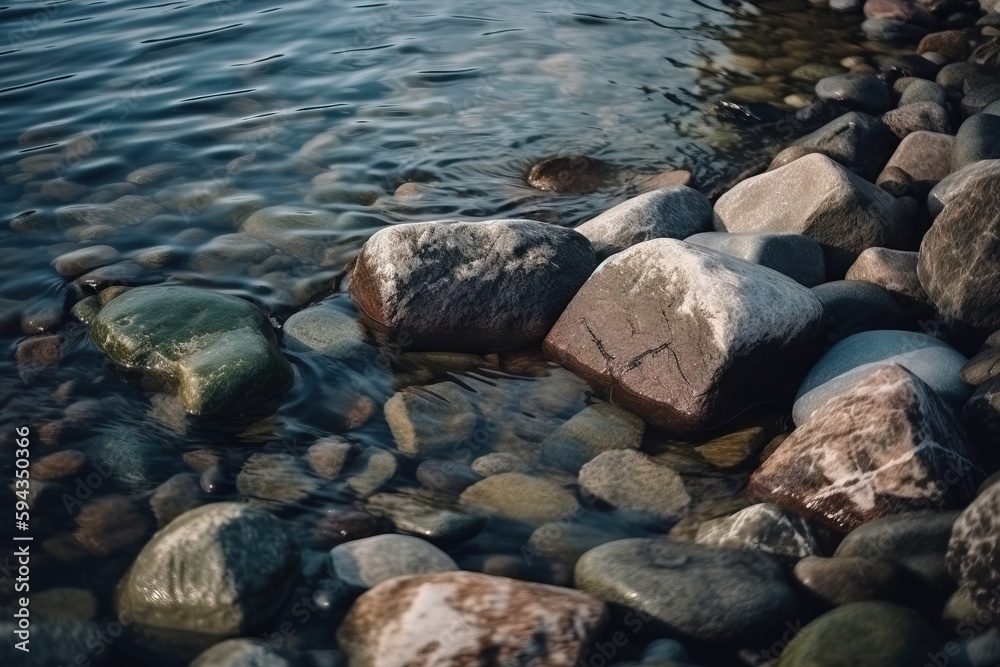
[749,363,979,532]
[89,286,293,415]
[115,503,299,638]
[714,153,908,276]
[918,159,1000,334]
[350,219,596,352]
[543,239,825,432]
[337,571,607,667]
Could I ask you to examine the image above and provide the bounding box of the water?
[0,1,883,664]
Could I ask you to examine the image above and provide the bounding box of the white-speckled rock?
[695,503,821,559]
[750,363,979,532]
[337,571,607,667]
[543,239,826,431]
[574,186,713,258]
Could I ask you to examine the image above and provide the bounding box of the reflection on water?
[0,0,888,664]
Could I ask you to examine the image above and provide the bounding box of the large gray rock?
[948,482,1000,616]
[926,159,1000,221]
[349,220,596,351]
[815,73,892,114]
[337,572,607,666]
[954,113,1000,170]
[695,503,820,559]
[543,239,825,432]
[750,363,978,531]
[845,248,930,317]
[918,160,1000,333]
[115,503,299,637]
[329,534,457,592]
[714,153,908,276]
[90,286,292,415]
[878,131,954,193]
[792,112,899,180]
[574,186,713,258]
[579,450,690,522]
[539,402,645,472]
[794,330,971,424]
[575,538,797,642]
[684,232,826,287]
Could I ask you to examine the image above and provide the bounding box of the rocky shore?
[7,0,1000,666]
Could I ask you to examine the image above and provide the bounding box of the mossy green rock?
[90,286,292,415]
[777,601,930,666]
[115,502,299,637]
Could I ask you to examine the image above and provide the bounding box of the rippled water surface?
[0,0,883,664]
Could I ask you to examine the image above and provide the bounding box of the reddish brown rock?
[16,334,64,368]
[881,102,952,139]
[527,155,612,193]
[543,239,825,431]
[845,247,932,318]
[748,363,978,532]
[864,0,935,25]
[877,131,954,193]
[30,450,87,481]
[350,220,596,352]
[917,30,969,61]
[73,495,153,555]
[337,571,607,667]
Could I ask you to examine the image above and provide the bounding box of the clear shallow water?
[0,0,881,664]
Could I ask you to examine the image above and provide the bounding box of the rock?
[794,330,971,424]
[897,79,947,107]
[73,494,152,555]
[527,155,613,193]
[862,18,929,42]
[575,538,797,642]
[970,38,1000,67]
[960,378,1000,451]
[881,101,952,138]
[877,131,953,195]
[539,403,645,472]
[792,112,898,180]
[56,195,164,229]
[954,113,1000,169]
[305,437,355,479]
[90,286,292,415]
[366,489,486,543]
[70,295,101,324]
[337,571,607,666]
[794,556,903,606]
[33,588,99,621]
[149,473,202,527]
[918,160,1000,333]
[349,219,595,351]
[777,601,931,667]
[749,363,978,532]
[714,154,907,276]
[16,334,63,368]
[383,382,477,456]
[527,520,636,566]
[694,426,768,469]
[329,534,457,592]
[815,73,891,113]
[574,186,713,258]
[190,233,274,273]
[961,83,1000,115]
[835,510,959,600]
[864,0,934,23]
[917,30,968,60]
[344,448,398,498]
[415,459,481,495]
[695,503,820,559]
[115,502,299,637]
[51,245,119,277]
[948,482,1000,617]
[812,280,906,347]
[240,206,358,266]
[471,452,534,476]
[964,335,1000,385]
[85,429,179,494]
[75,260,145,293]
[936,61,980,89]
[0,619,111,667]
[236,453,320,509]
[579,450,690,522]
[29,449,87,480]
[845,248,930,317]
[460,472,579,524]
[312,506,382,547]
[282,306,370,361]
[190,639,302,667]
[543,240,825,431]
[684,232,826,287]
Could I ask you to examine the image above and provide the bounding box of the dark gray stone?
[794,556,903,607]
[350,220,596,352]
[812,280,906,347]
[684,232,826,287]
[962,83,1000,115]
[862,18,929,42]
[793,112,899,179]
[898,79,947,107]
[954,113,1000,169]
[543,239,825,431]
[575,538,798,643]
[881,102,952,138]
[749,363,978,532]
[845,248,931,317]
[815,73,892,113]
[695,503,820,559]
[329,534,457,592]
